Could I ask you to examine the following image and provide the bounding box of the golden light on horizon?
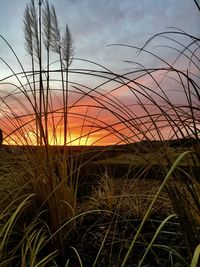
[4,129,98,146]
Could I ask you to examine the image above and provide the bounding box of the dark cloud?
[0,0,199,74]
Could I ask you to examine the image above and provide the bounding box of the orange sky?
[0,63,197,146]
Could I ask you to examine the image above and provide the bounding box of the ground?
[0,139,199,266]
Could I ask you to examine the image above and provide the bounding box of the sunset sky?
[0,0,199,145]
[0,0,199,71]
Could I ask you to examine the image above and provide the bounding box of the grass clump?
[0,0,200,266]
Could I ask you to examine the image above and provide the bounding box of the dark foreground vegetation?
[0,0,200,266]
[0,138,199,266]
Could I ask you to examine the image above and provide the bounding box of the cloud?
[0,0,199,145]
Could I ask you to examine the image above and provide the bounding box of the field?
[0,139,199,266]
[0,0,200,266]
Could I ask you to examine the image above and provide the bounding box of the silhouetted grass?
[0,0,199,266]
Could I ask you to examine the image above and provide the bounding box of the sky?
[0,0,199,145]
[0,0,199,71]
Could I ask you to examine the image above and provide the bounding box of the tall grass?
[0,0,199,266]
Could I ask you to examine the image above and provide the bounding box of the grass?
[0,0,200,266]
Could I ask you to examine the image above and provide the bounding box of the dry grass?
[83,176,173,219]
[0,0,200,265]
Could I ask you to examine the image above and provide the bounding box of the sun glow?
[4,129,96,146]
[49,132,95,146]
